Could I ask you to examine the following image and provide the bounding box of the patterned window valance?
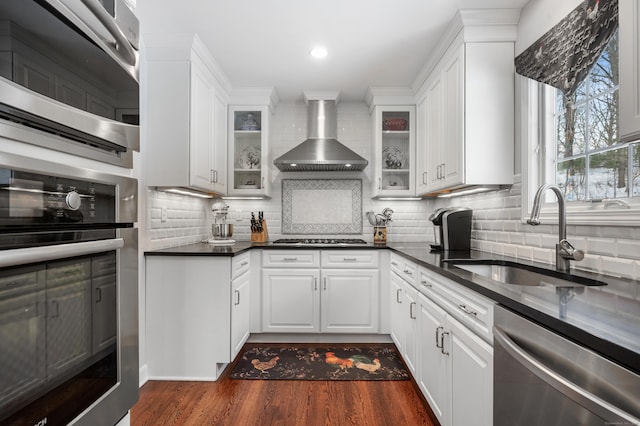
[515,0,618,96]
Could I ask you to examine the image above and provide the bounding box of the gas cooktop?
[271,238,368,246]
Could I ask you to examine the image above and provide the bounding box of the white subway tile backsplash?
[587,238,617,257]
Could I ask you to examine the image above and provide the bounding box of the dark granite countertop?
[145,240,640,374]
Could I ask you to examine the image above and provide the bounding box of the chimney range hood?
[273,96,368,172]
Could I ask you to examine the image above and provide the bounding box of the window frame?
[520,75,640,227]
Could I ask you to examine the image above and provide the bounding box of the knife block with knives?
[250,211,268,243]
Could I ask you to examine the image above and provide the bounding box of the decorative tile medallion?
[282,179,362,234]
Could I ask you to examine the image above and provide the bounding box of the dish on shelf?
[383,118,407,131]
[382,146,404,169]
[238,145,261,169]
[239,113,259,130]
[235,172,260,189]
[382,174,408,190]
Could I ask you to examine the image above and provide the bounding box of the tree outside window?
[554,31,640,201]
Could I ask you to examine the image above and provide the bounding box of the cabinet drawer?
[232,252,250,279]
[321,251,379,268]
[262,250,320,268]
[421,268,495,343]
[390,253,418,286]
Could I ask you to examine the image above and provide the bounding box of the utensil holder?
[251,220,269,243]
[373,226,387,244]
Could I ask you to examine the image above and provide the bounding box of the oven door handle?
[0,238,124,268]
[79,0,137,67]
[494,326,639,424]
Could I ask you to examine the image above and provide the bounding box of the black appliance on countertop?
[429,207,473,251]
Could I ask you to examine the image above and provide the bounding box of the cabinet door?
[448,314,493,426]
[442,45,464,188]
[261,269,320,332]
[619,0,640,142]
[321,269,379,333]
[426,73,444,192]
[401,281,419,375]
[211,90,228,194]
[372,106,416,197]
[389,272,404,350]
[231,270,251,360]
[418,293,450,426]
[12,53,54,97]
[415,97,429,194]
[228,107,269,196]
[189,58,216,191]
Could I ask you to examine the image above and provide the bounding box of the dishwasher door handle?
[494,326,639,424]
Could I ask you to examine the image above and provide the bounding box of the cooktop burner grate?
[272,238,368,245]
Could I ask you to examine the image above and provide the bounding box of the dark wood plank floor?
[131,346,437,426]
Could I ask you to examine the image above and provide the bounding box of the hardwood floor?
[131,347,437,426]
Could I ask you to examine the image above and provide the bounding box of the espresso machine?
[429,207,473,251]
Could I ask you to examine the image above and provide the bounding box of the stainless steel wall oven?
[0,0,140,167]
[0,152,138,426]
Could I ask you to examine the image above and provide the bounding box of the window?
[523,28,640,226]
[552,31,639,201]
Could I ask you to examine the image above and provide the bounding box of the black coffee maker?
[429,207,473,251]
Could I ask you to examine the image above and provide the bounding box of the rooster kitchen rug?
[229,345,409,380]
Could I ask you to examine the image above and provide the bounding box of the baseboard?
[247,333,393,344]
[139,364,148,387]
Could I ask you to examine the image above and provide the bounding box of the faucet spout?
[527,184,583,272]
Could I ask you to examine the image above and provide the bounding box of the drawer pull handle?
[404,269,412,276]
[435,326,443,348]
[283,257,298,262]
[396,288,402,304]
[314,278,318,291]
[391,261,399,266]
[323,277,327,290]
[421,279,432,288]
[240,261,249,266]
[343,258,357,262]
[234,290,240,305]
[458,304,477,317]
[409,302,416,319]
[440,331,450,355]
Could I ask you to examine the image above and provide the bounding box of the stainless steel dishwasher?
[493,305,640,426]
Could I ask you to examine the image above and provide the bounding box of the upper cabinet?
[227,88,278,198]
[619,0,640,142]
[366,88,416,198]
[145,34,231,195]
[414,10,519,196]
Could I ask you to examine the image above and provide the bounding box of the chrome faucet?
[527,184,584,272]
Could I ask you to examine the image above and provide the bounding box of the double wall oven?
[0,0,140,424]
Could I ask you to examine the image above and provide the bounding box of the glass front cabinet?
[228,105,271,197]
[371,105,416,198]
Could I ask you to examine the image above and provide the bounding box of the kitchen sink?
[443,259,607,287]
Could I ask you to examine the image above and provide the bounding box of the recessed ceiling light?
[309,46,328,59]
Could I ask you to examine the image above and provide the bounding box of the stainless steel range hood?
[273,99,368,171]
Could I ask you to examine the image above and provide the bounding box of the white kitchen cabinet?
[145,253,250,381]
[389,254,419,374]
[417,268,494,426]
[389,272,404,349]
[448,314,493,426]
[231,260,251,360]
[619,0,640,142]
[261,268,321,332]
[146,35,230,195]
[321,269,379,333]
[227,93,276,197]
[415,11,517,195]
[417,292,449,425]
[370,105,416,198]
[261,250,380,333]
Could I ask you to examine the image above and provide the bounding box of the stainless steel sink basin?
[444,260,607,287]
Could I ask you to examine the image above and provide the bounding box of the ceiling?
[137,0,529,102]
